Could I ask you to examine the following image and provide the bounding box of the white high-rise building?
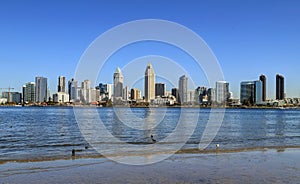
[81,80,91,103]
[216,81,229,104]
[122,86,129,101]
[144,63,155,102]
[178,75,188,104]
[113,67,124,100]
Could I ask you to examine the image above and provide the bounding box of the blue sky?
[0,0,300,99]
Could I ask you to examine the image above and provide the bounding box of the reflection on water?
[0,107,300,162]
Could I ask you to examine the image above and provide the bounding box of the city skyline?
[1,67,291,104]
[1,1,300,98]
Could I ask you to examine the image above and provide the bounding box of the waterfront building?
[58,76,66,93]
[90,88,100,102]
[259,74,267,101]
[35,77,48,103]
[113,67,124,100]
[187,90,195,103]
[68,78,79,102]
[23,82,35,103]
[276,74,284,100]
[2,92,22,104]
[178,75,188,104]
[53,92,69,103]
[195,86,207,104]
[122,86,129,101]
[215,81,229,104]
[207,88,215,104]
[81,80,91,103]
[99,83,113,100]
[144,63,155,102]
[155,83,166,97]
[171,88,179,102]
[131,88,141,100]
[240,80,262,105]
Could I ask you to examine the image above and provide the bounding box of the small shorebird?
[216,144,220,149]
[151,135,156,143]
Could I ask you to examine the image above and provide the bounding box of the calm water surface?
[0,107,300,162]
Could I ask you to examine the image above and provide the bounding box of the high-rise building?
[144,63,155,102]
[35,77,48,103]
[240,80,262,105]
[240,81,255,105]
[178,75,188,104]
[122,86,129,101]
[113,67,124,100]
[187,90,195,103]
[22,85,26,104]
[23,82,35,103]
[207,88,215,104]
[259,74,267,101]
[155,83,166,97]
[276,74,284,100]
[131,88,141,100]
[68,78,78,102]
[81,80,91,103]
[99,83,113,100]
[171,88,179,102]
[215,81,229,104]
[255,81,263,104]
[58,76,66,93]
[195,86,207,104]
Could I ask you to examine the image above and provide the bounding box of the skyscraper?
[99,83,113,100]
[24,82,35,103]
[58,76,66,93]
[178,75,188,104]
[35,77,48,103]
[122,86,129,101]
[240,80,262,105]
[68,78,78,102]
[81,80,91,103]
[195,86,207,104]
[276,74,284,100]
[207,88,215,104]
[113,67,124,100]
[171,88,179,102]
[144,63,155,102]
[131,88,141,100]
[155,83,166,97]
[259,74,267,101]
[215,81,229,104]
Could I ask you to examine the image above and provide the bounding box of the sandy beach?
[1,148,299,184]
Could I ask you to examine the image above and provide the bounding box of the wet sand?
[1,148,299,184]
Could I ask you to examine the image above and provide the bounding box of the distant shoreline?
[0,104,299,110]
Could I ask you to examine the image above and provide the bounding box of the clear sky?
[0,0,300,99]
